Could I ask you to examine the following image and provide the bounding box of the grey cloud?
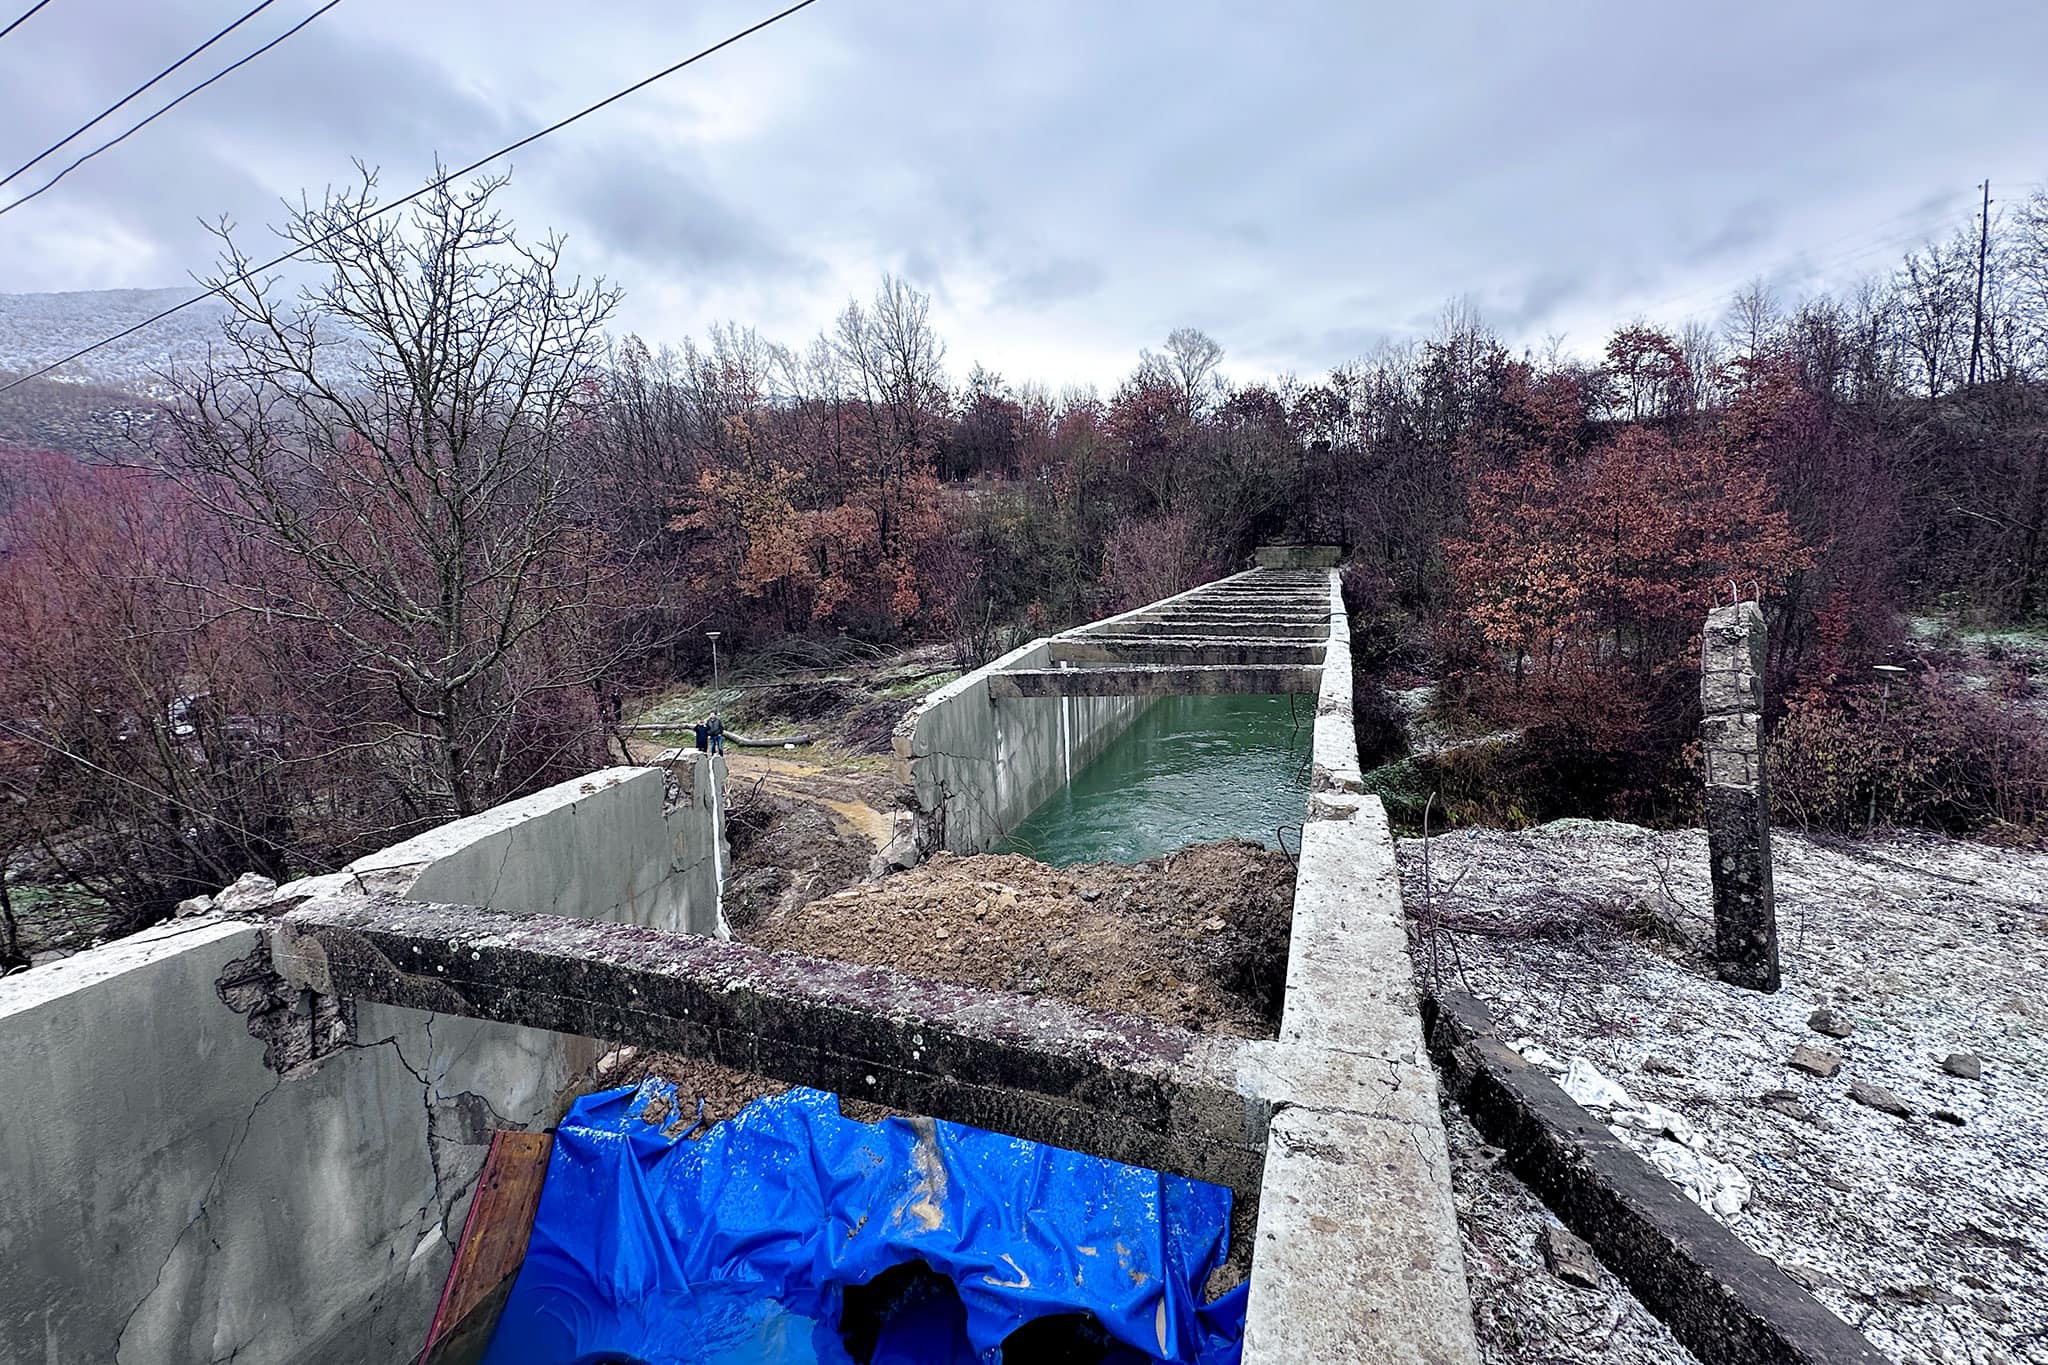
[2,0,2046,388]
[995,255,1104,309]
[548,147,812,281]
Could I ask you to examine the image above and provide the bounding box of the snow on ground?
[1446,1106,1698,1364]
[1401,820,2048,1365]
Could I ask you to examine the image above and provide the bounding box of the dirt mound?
[745,840,1294,1038]
[722,790,874,934]
[844,699,914,754]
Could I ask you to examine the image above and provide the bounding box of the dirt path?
[724,751,899,847]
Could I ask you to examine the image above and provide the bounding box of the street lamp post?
[706,631,722,699]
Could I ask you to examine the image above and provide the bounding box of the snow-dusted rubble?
[1403,820,2048,1365]
[1445,1106,1699,1365]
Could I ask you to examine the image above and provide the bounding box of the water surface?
[997,694,1313,865]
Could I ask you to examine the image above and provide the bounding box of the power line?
[0,0,55,43]
[0,0,342,217]
[1,0,283,190]
[1627,188,1977,324]
[0,0,824,395]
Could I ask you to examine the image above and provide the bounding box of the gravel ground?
[1401,820,2048,1365]
[1445,1106,1697,1365]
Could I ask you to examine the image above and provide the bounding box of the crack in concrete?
[111,1072,285,1365]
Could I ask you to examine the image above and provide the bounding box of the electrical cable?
[1,0,283,189]
[0,0,343,216]
[0,0,824,395]
[0,0,54,43]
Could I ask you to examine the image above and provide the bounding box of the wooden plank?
[419,1129,554,1365]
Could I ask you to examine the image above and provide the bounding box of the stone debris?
[1539,1223,1603,1289]
[1807,1007,1854,1039]
[1444,1111,1695,1364]
[1759,1090,1817,1124]
[1537,1052,1748,1216]
[1941,1051,1983,1080]
[173,893,214,918]
[212,872,280,917]
[1789,1044,1841,1078]
[1848,1079,1912,1119]
[1402,819,2048,1365]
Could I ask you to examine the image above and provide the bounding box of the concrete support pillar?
[1701,602,1779,991]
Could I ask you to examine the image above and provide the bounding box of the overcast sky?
[1,0,2043,389]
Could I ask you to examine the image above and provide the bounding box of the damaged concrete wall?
[0,762,726,1365]
[893,637,1152,853]
[1241,570,1481,1364]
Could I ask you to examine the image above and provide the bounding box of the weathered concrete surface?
[1701,602,1779,992]
[1253,543,1345,569]
[344,761,727,937]
[988,663,1323,698]
[891,636,1152,854]
[0,764,727,1365]
[1105,617,1330,639]
[1240,571,1479,1365]
[277,895,1275,1195]
[1048,637,1328,667]
[1424,988,1888,1365]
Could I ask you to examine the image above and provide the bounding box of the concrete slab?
[276,895,1273,1194]
[1048,638,1328,667]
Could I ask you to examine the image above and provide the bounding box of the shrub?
[1767,674,2048,834]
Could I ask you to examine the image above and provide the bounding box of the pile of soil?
[746,840,1294,1039]
[721,790,875,933]
[843,699,914,755]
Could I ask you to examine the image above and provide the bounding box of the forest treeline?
[3,169,2048,953]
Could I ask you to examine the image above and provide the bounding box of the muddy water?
[997,694,1314,865]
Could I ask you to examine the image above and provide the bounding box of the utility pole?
[1969,178,1991,386]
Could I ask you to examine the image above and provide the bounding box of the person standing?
[693,721,709,753]
[708,712,725,755]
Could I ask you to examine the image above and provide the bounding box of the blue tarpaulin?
[480,1080,1248,1364]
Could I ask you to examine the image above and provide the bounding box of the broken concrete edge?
[1421,986,1891,1365]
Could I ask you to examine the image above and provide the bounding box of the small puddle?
[998,694,1313,865]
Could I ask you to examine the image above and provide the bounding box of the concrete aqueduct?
[1,562,1479,1363]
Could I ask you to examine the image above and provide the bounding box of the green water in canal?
[996,694,1314,866]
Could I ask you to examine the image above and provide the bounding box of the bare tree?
[162,166,627,818]
[1142,326,1225,419]
[1720,277,1781,366]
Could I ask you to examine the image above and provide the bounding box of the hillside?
[0,287,229,395]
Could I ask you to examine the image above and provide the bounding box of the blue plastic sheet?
[480,1081,1247,1364]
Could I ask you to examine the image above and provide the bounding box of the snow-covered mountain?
[0,287,230,396]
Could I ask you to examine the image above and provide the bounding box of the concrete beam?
[274,895,1272,1194]
[988,664,1323,698]
[1048,638,1328,667]
[1424,988,1886,1365]
[1104,619,1330,640]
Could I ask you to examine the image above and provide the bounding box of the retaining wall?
[893,638,1149,853]
[892,575,1268,853]
[0,759,725,1365]
[1240,569,1481,1363]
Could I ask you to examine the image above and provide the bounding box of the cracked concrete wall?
[0,762,727,1365]
[893,638,1152,853]
[1241,571,1481,1364]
